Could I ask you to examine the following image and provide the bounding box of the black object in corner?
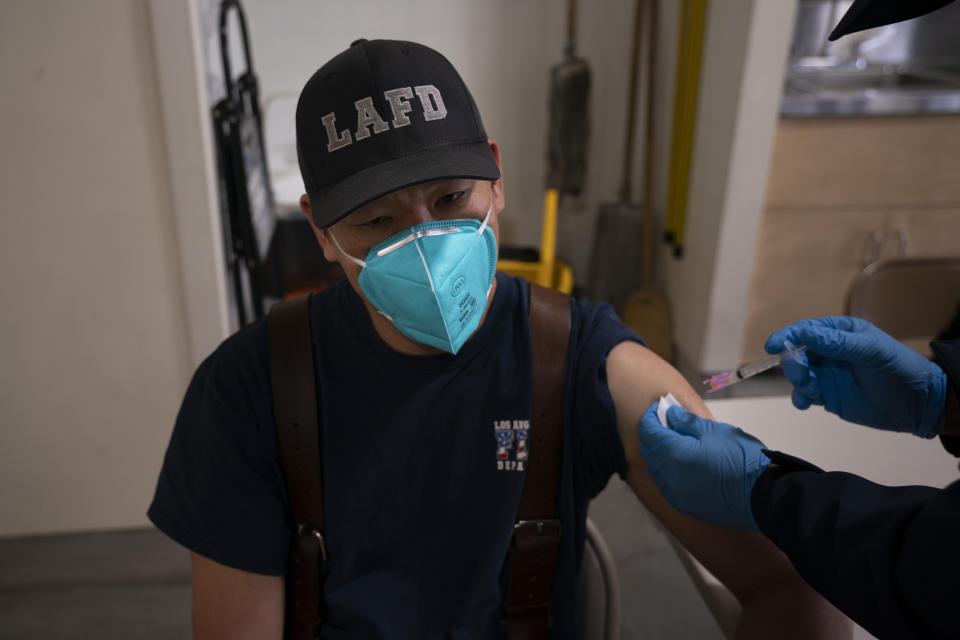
[212,0,278,326]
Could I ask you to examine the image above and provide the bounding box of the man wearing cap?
[635,2,960,639]
[149,39,850,638]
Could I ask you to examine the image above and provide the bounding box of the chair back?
[577,518,621,640]
[846,258,960,352]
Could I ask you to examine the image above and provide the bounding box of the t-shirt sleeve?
[147,321,291,576]
[567,297,646,499]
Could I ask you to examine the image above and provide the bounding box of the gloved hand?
[766,316,947,439]
[637,402,770,531]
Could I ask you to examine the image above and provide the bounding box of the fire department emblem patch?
[493,419,530,471]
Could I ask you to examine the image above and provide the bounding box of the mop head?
[546,57,590,196]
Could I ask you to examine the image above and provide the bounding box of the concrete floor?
[0,528,192,639]
[588,479,727,639]
[0,489,723,640]
[0,376,786,639]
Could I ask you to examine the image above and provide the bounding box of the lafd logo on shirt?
[493,419,530,471]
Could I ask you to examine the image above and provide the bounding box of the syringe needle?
[703,342,807,393]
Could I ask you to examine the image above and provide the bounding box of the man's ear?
[300,194,338,262]
[487,138,505,212]
[299,193,313,225]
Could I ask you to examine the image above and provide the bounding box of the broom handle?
[565,0,577,57]
[642,0,657,289]
[619,0,644,202]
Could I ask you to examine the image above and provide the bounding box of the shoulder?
[568,294,645,364]
[170,316,276,452]
[194,317,270,400]
[496,272,528,308]
[207,283,349,382]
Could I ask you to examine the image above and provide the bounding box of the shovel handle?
[620,0,644,202]
[642,0,658,288]
[565,0,578,56]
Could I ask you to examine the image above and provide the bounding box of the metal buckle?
[513,518,562,535]
[296,522,328,563]
[511,518,562,547]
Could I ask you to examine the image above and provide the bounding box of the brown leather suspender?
[502,284,571,639]
[268,283,571,640]
[268,296,326,640]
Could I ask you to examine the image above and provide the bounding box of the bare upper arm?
[605,341,797,603]
[191,552,284,640]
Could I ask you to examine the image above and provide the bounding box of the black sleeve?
[751,450,960,640]
[147,320,291,576]
[932,339,960,457]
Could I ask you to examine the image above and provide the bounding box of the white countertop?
[704,395,959,489]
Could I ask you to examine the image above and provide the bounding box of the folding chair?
[846,258,960,356]
[578,518,622,640]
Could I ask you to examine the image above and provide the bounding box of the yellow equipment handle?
[664,0,708,257]
[497,188,573,293]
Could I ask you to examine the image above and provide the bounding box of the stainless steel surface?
[782,1,960,117]
[792,0,960,68]
[790,1,848,61]
[790,67,959,91]
[782,64,960,117]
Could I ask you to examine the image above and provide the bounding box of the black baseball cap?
[829,0,956,41]
[296,39,501,229]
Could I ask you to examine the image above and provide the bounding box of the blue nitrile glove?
[765,316,947,439]
[637,402,771,531]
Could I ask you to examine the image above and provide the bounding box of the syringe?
[703,340,807,393]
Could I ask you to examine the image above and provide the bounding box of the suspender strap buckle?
[295,522,328,564]
[511,518,562,547]
[287,520,326,639]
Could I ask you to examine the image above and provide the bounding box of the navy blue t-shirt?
[149,273,642,638]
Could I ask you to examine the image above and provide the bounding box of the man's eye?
[436,191,466,206]
[358,216,390,228]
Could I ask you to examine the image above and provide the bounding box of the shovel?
[586,0,646,309]
[620,0,674,363]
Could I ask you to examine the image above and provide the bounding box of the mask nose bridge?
[336,194,494,264]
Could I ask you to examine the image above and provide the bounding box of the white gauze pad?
[657,393,680,428]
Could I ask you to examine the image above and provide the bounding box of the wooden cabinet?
[741,116,960,362]
[890,209,960,259]
[764,117,960,209]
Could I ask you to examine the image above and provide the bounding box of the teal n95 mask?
[330,203,498,354]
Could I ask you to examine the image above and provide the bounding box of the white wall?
[0,0,191,536]
[238,0,664,282]
[659,0,796,372]
[150,0,232,368]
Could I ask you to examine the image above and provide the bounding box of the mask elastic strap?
[481,194,495,301]
[328,231,367,268]
[477,200,493,235]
